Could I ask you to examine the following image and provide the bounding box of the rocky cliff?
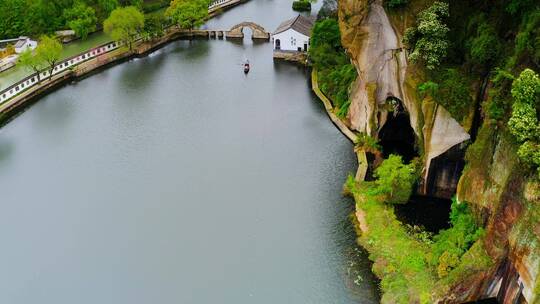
[338,0,469,198]
[337,0,540,302]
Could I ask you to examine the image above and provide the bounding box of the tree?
[166,0,208,33]
[143,14,167,40]
[103,6,145,50]
[120,0,143,8]
[18,49,45,83]
[508,68,539,142]
[508,69,540,178]
[36,35,63,80]
[403,1,449,70]
[96,0,119,21]
[63,2,98,39]
[373,154,416,204]
[310,18,342,51]
[468,21,501,66]
[0,0,27,39]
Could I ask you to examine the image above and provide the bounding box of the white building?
[272,15,315,52]
[14,37,38,54]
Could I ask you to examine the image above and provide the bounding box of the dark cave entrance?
[394,195,452,233]
[377,97,453,233]
[378,98,418,163]
[426,142,467,199]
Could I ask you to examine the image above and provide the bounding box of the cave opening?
[377,97,453,234]
[426,142,467,199]
[394,195,452,233]
[378,97,418,163]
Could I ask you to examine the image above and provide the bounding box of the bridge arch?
[226,22,270,40]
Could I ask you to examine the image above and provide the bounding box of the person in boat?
[244,60,250,73]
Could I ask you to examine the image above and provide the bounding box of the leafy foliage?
[63,2,98,39]
[430,198,485,278]
[143,14,167,40]
[417,81,439,98]
[142,0,170,13]
[18,49,46,82]
[292,0,311,12]
[515,11,540,67]
[37,35,63,79]
[310,18,342,51]
[104,6,145,49]
[354,133,381,153]
[433,68,473,122]
[468,21,501,66]
[403,1,449,70]
[508,69,540,177]
[309,18,356,117]
[0,0,121,39]
[166,0,208,31]
[374,154,416,204]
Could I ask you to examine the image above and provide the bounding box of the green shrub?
[403,1,450,70]
[142,0,169,13]
[374,154,417,204]
[430,198,485,277]
[515,11,540,66]
[468,21,502,66]
[485,69,515,121]
[418,81,439,98]
[355,133,381,152]
[292,0,311,11]
[310,18,356,117]
[508,69,540,177]
[431,68,473,122]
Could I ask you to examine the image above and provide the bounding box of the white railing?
[0,40,121,105]
[209,0,233,10]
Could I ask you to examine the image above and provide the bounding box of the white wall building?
[272,15,315,52]
[14,37,38,54]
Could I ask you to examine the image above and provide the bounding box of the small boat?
[243,60,250,73]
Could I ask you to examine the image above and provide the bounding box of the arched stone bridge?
[226,22,270,40]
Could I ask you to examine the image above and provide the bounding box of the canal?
[0,1,380,303]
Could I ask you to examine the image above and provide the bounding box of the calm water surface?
[0,1,379,303]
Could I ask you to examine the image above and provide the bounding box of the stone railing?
[209,0,243,11]
[0,40,120,105]
[208,0,233,9]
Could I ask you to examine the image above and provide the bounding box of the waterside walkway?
[311,69,368,181]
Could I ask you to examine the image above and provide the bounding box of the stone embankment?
[0,0,258,122]
[273,51,308,65]
[311,69,368,182]
[0,23,264,123]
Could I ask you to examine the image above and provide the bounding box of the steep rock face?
[338,1,540,302]
[452,131,540,303]
[338,0,469,195]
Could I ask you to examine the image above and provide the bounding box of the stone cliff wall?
[338,0,469,197]
[338,0,540,302]
[453,128,539,303]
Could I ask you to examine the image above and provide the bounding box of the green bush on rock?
[292,0,311,12]
[374,154,417,204]
[508,69,540,177]
[403,1,450,70]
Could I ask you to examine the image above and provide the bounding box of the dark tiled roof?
[273,15,315,36]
